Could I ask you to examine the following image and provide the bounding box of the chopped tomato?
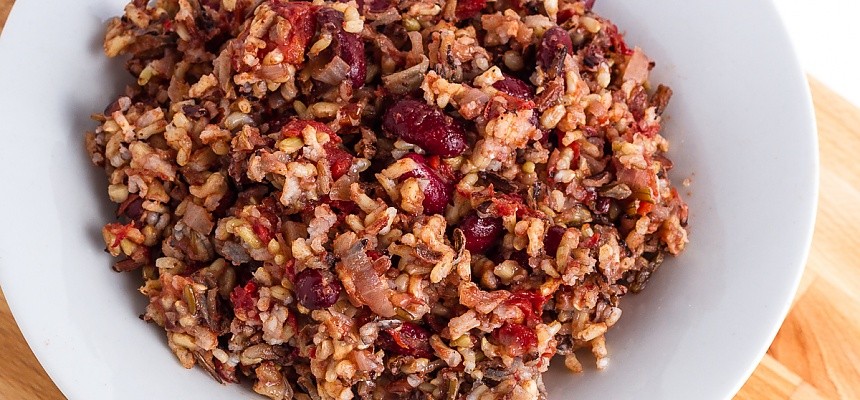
[491,323,537,357]
[505,290,548,325]
[230,281,258,321]
[106,222,136,248]
[637,201,653,216]
[280,119,337,141]
[324,143,353,180]
[583,232,602,248]
[270,2,317,64]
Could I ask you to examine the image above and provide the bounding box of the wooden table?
[1,2,858,399]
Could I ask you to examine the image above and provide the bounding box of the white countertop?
[773,0,860,106]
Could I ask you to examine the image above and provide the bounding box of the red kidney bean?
[294,268,342,310]
[378,322,433,358]
[459,211,504,254]
[454,0,488,21]
[538,27,573,72]
[316,8,366,88]
[382,99,467,157]
[400,153,454,215]
[544,225,566,256]
[492,74,534,100]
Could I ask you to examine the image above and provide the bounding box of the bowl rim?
[0,0,820,399]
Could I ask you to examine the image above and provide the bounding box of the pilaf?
[86,0,689,398]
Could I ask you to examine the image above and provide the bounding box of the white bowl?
[0,0,817,399]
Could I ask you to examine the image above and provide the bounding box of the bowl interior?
[0,1,816,399]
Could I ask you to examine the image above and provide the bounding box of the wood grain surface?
[0,0,11,34]
[1,1,858,398]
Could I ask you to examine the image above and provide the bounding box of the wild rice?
[87,0,689,399]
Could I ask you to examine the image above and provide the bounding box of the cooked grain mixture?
[86,0,689,398]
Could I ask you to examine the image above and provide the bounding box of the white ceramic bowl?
[0,1,817,399]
